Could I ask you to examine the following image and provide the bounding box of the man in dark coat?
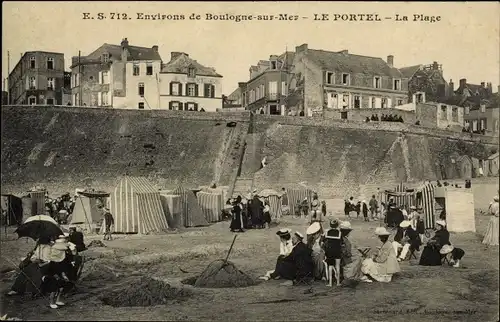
[250,195,264,229]
[395,221,422,261]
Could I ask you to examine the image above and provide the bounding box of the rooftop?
[160,52,222,77]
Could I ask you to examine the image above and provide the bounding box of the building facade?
[415,102,465,131]
[463,99,499,137]
[158,52,223,112]
[288,44,409,117]
[71,38,162,109]
[8,51,66,105]
[399,62,451,104]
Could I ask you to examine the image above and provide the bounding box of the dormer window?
[188,67,196,78]
[271,61,277,70]
[325,72,334,85]
[374,76,381,89]
[393,79,401,90]
[342,73,350,85]
[102,53,109,63]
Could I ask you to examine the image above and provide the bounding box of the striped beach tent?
[70,191,109,234]
[109,177,168,234]
[266,195,282,220]
[159,194,183,228]
[170,186,209,227]
[285,186,313,216]
[197,191,222,223]
[26,190,46,216]
[417,182,436,229]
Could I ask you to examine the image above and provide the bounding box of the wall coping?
[2,105,497,145]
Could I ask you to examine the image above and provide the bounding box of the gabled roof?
[160,53,222,77]
[88,43,162,61]
[304,49,404,78]
[399,65,422,79]
[487,152,499,160]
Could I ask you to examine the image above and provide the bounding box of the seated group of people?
[259,217,466,286]
[7,226,86,309]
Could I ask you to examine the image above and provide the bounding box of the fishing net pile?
[194,259,256,288]
[99,277,191,307]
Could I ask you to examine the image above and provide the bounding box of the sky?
[2,1,499,95]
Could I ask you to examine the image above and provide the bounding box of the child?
[362,201,369,222]
[263,200,272,229]
[355,201,361,218]
[294,200,302,218]
[323,219,342,287]
[416,215,425,243]
[321,201,327,220]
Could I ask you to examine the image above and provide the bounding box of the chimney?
[171,52,187,61]
[459,78,467,88]
[432,61,439,70]
[121,38,129,62]
[449,79,454,92]
[295,44,308,54]
[238,82,246,88]
[387,55,394,67]
[487,82,492,93]
[152,45,158,52]
[480,82,485,88]
[339,50,349,55]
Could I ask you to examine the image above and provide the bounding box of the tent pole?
[79,195,92,233]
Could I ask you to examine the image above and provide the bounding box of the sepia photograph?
[1,1,499,321]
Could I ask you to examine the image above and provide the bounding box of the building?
[463,92,499,137]
[288,44,409,117]
[158,52,223,112]
[223,82,246,109]
[415,102,465,131]
[8,51,66,105]
[451,78,494,109]
[399,62,452,104]
[70,38,162,109]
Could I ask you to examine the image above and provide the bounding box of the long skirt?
[419,245,442,266]
[482,216,499,246]
[272,255,296,280]
[361,258,393,282]
[343,257,364,280]
[311,250,325,280]
[229,213,243,230]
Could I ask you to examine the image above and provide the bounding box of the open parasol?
[257,189,279,198]
[15,215,63,241]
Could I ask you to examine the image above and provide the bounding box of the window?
[464,120,470,129]
[381,98,387,109]
[281,81,287,96]
[465,106,470,115]
[354,95,361,108]
[415,93,424,103]
[472,120,478,132]
[480,104,486,113]
[204,84,214,98]
[480,119,487,130]
[441,105,447,120]
[46,98,54,105]
[47,77,54,90]
[73,93,79,106]
[47,58,54,70]
[29,77,36,89]
[269,81,278,99]
[171,83,180,96]
[342,73,350,85]
[188,68,196,78]
[138,83,145,96]
[271,61,277,70]
[28,96,36,105]
[170,102,179,110]
[397,99,403,106]
[326,72,334,85]
[102,53,109,63]
[146,63,153,75]
[102,71,109,84]
[102,92,108,105]
[371,97,376,109]
[256,87,260,100]
[452,107,458,122]
[187,103,197,111]
[89,76,94,81]
[133,64,140,76]
[30,57,36,69]
[374,77,381,89]
[138,102,145,109]
[393,79,401,90]
[187,83,196,97]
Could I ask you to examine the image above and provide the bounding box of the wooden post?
[224,235,237,263]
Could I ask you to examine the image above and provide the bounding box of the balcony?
[267,93,278,101]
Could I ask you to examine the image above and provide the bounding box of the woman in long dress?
[229,196,244,232]
[482,196,499,246]
[306,222,325,280]
[260,228,294,280]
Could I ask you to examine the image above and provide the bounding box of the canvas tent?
[1,194,23,226]
[435,186,475,233]
[284,186,314,216]
[109,177,169,234]
[159,193,183,228]
[170,186,209,227]
[22,190,46,217]
[70,190,109,234]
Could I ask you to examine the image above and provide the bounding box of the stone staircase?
[231,177,254,198]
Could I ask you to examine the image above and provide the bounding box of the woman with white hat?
[260,228,293,280]
[419,220,451,266]
[359,226,401,283]
[41,239,73,309]
[482,196,499,246]
[305,222,325,280]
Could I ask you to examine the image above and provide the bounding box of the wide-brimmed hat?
[306,222,321,235]
[374,227,391,236]
[440,244,454,255]
[400,220,411,228]
[410,206,417,210]
[330,218,340,228]
[436,220,446,227]
[294,231,304,240]
[340,221,352,230]
[276,228,291,237]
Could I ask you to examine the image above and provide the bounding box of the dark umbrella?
[15,215,63,241]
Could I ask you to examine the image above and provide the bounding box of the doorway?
[341,111,348,120]
[269,104,279,115]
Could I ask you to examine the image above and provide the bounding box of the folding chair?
[408,248,418,260]
[293,272,313,286]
